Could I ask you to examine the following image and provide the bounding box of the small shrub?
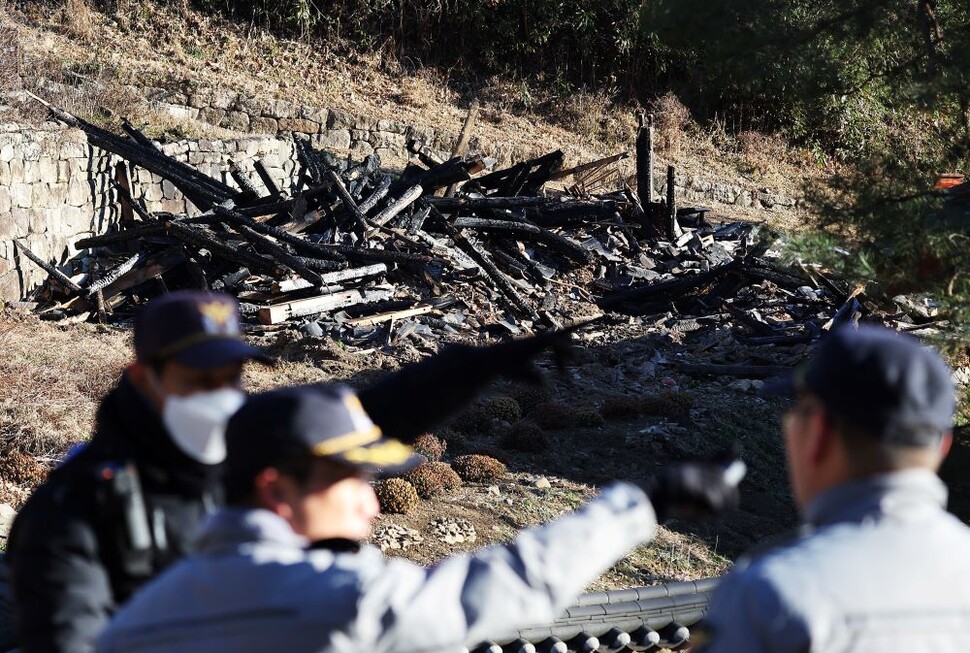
[482,396,522,423]
[373,478,419,514]
[452,454,507,483]
[646,92,694,158]
[530,402,577,429]
[0,451,48,487]
[502,420,550,452]
[600,396,643,420]
[643,391,694,418]
[437,428,467,454]
[508,384,552,411]
[599,392,694,421]
[412,433,446,462]
[0,482,29,510]
[573,407,605,427]
[449,406,490,435]
[404,462,462,499]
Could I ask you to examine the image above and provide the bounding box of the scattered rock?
[299,321,324,338]
[534,477,551,490]
[0,502,16,540]
[953,367,970,387]
[371,523,423,552]
[429,516,477,544]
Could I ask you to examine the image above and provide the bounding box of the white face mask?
[161,388,246,464]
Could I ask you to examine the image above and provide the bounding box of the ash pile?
[18,104,869,354]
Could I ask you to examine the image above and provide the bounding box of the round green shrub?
[412,433,447,462]
[573,407,605,427]
[404,461,463,498]
[0,451,48,487]
[482,396,523,423]
[373,478,420,514]
[502,420,551,452]
[530,402,576,429]
[508,384,553,411]
[452,454,507,483]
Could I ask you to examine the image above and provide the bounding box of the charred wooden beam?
[358,175,392,215]
[86,252,144,297]
[327,169,369,232]
[98,247,188,301]
[212,205,324,287]
[370,184,423,227]
[273,263,386,293]
[636,113,654,204]
[211,204,349,264]
[666,165,679,240]
[391,156,469,195]
[258,286,394,324]
[110,179,156,223]
[312,243,443,266]
[294,256,350,273]
[229,160,261,198]
[597,261,740,313]
[549,152,629,183]
[15,241,83,295]
[436,209,538,321]
[253,160,282,198]
[75,224,167,249]
[162,219,282,275]
[453,217,591,264]
[227,220,324,288]
[427,196,553,211]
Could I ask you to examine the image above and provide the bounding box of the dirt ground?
[0,309,800,588]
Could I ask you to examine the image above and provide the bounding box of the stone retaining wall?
[151,87,800,213]
[0,125,305,300]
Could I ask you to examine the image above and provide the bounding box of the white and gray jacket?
[698,470,970,653]
[97,483,656,653]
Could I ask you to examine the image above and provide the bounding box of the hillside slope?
[2,1,820,230]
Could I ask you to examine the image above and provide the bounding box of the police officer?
[96,384,744,653]
[6,291,272,653]
[696,325,970,653]
[4,291,592,653]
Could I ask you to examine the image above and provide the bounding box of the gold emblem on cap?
[199,300,236,334]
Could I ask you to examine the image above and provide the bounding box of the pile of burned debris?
[17,103,908,356]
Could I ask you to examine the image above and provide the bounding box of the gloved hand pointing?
[641,447,746,522]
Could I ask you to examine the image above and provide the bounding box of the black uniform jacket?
[6,374,221,653]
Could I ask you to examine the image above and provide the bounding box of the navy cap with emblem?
[766,324,955,445]
[134,291,273,369]
[225,385,422,492]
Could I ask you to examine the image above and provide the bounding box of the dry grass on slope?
[0,311,128,460]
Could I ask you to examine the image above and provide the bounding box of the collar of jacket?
[195,508,309,555]
[803,468,948,528]
[89,372,223,498]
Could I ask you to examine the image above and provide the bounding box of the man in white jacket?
[97,384,743,653]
